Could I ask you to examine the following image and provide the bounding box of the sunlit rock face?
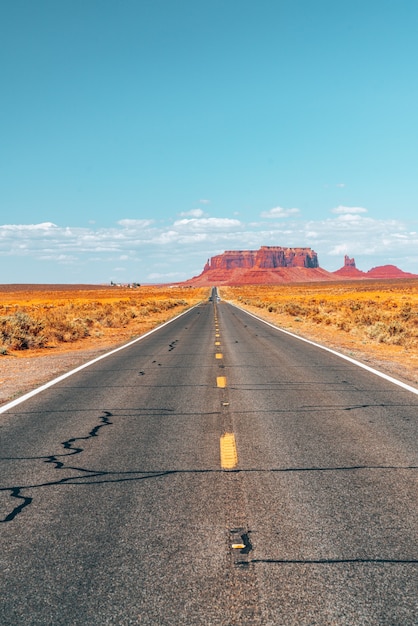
[206,246,319,271]
[189,246,329,286]
[187,248,417,286]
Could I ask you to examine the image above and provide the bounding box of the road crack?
[1,410,113,522]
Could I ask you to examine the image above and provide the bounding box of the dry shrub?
[0,312,46,350]
[0,286,208,353]
[223,280,418,353]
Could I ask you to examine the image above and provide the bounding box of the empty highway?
[1,298,417,625]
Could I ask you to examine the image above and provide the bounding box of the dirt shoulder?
[228,301,418,390]
[0,341,124,407]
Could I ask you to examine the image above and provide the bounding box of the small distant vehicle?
[209,287,220,302]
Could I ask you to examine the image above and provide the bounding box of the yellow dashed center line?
[215,353,223,359]
[220,433,238,469]
[217,376,227,388]
[215,341,221,346]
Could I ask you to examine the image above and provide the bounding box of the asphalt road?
[1,299,417,625]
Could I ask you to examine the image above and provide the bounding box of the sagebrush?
[0,286,207,352]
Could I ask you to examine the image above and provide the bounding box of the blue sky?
[1,0,418,283]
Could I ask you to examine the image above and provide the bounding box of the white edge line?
[229,302,418,396]
[0,304,200,415]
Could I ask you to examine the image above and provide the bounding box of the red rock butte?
[206,246,319,270]
[333,255,418,280]
[186,246,331,285]
[185,247,418,286]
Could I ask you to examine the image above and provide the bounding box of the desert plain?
[0,279,417,404]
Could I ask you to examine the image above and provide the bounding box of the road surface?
[1,299,417,625]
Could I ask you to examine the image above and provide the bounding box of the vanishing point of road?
[1,296,417,625]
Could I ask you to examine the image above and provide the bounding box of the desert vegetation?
[222,279,418,383]
[0,285,208,354]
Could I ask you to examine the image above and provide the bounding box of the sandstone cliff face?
[190,246,324,286]
[206,250,256,271]
[333,255,365,278]
[205,246,319,272]
[344,255,356,268]
[186,251,417,286]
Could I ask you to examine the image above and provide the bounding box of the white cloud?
[147,271,185,280]
[117,219,154,228]
[260,206,300,219]
[172,217,241,231]
[179,208,205,218]
[38,253,78,263]
[328,243,351,256]
[0,222,58,232]
[331,206,368,215]
[1,209,418,282]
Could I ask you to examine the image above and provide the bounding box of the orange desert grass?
[0,285,209,356]
[222,279,418,385]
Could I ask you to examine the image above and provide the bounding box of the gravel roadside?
[0,347,111,407]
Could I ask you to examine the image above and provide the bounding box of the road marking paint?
[0,304,202,415]
[229,302,418,397]
[220,432,238,469]
[215,341,221,346]
[217,376,227,388]
[215,333,220,337]
[215,353,223,359]
[231,543,245,549]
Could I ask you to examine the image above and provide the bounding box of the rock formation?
[333,256,418,280]
[184,249,417,286]
[365,265,418,279]
[344,255,356,268]
[187,246,333,285]
[333,255,365,278]
[205,246,319,271]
